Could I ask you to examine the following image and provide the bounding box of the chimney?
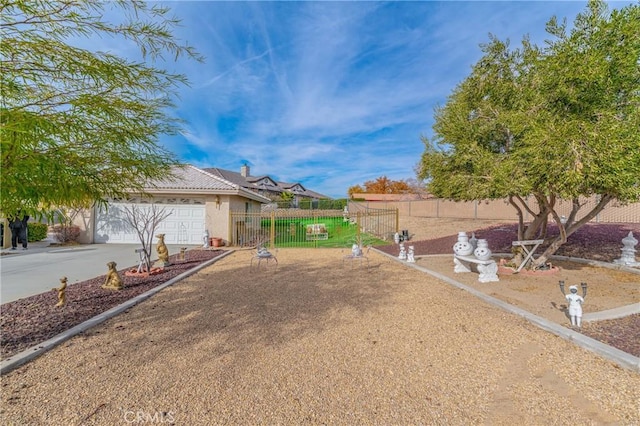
[241,164,250,177]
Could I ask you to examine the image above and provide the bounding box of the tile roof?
[145,165,239,191]
[203,167,331,199]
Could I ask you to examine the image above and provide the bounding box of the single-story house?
[72,165,272,245]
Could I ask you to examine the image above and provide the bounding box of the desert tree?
[122,204,172,272]
[419,0,640,268]
[348,176,413,197]
[0,0,203,218]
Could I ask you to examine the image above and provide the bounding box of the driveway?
[0,242,201,304]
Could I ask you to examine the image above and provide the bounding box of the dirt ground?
[0,217,638,425]
[397,217,639,322]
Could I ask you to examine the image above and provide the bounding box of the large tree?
[419,0,640,268]
[1,0,202,218]
[348,176,413,198]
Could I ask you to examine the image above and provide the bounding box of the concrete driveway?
[0,242,201,304]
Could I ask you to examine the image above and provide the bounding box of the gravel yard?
[1,218,639,425]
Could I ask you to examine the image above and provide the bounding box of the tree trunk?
[532,194,613,267]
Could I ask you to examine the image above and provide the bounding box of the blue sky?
[148,1,631,198]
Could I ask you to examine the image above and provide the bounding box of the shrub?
[49,224,81,243]
[27,222,48,242]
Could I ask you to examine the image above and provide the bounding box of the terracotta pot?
[210,237,223,247]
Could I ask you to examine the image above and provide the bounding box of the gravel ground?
[1,250,223,360]
[1,218,639,425]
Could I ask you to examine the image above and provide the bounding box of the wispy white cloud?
[154,0,630,197]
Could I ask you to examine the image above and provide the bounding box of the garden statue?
[398,243,407,260]
[352,243,363,257]
[156,233,170,266]
[469,232,478,250]
[559,281,587,327]
[473,239,492,261]
[252,245,278,269]
[407,246,415,263]
[453,232,474,256]
[179,247,187,261]
[394,232,400,244]
[203,229,210,248]
[613,231,639,267]
[52,276,67,307]
[102,261,124,290]
[257,246,273,258]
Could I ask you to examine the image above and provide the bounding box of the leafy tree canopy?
[1,0,203,219]
[418,0,639,267]
[348,176,415,198]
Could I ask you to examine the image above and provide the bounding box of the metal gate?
[229,206,398,249]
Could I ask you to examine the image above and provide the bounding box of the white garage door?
[95,198,206,245]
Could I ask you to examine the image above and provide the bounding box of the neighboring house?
[73,165,271,245]
[204,164,331,207]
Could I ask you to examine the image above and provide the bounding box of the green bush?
[27,222,48,242]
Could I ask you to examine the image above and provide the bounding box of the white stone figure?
[474,239,492,261]
[469,232,478,250]
[407,246,415,263]
[453,232,474,256]
[257,246,272,257]
[614,231,639,267]
[477,262,499,283]
[398,243,407,260]
[203,229,210,248]
[394,232,401,244]
[352,243,362,257]
[565,285,585,327]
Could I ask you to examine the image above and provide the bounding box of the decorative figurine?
[559,281,587,327]
[156,233,170,266]
[398,243,407,260]
[453,232,474,256]
[257,246,272,258]
[203,229,210,248]
[407,246,415,263]
[469,232,478,250]
[102,261,124,290]
[52,276,67,307]
[473,239,492,261]
[179,247,187,261]
[394,232,401,244]
[614,231,639,267]
[352,243,363,257]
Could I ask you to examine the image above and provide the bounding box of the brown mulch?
[377,222,640,263]
[0,250,223,360]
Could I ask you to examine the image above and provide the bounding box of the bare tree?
[122,204,173,272]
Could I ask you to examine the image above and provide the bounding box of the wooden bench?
[454,255,499,283]
[306,224,328,241]
[512,239,544,272]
